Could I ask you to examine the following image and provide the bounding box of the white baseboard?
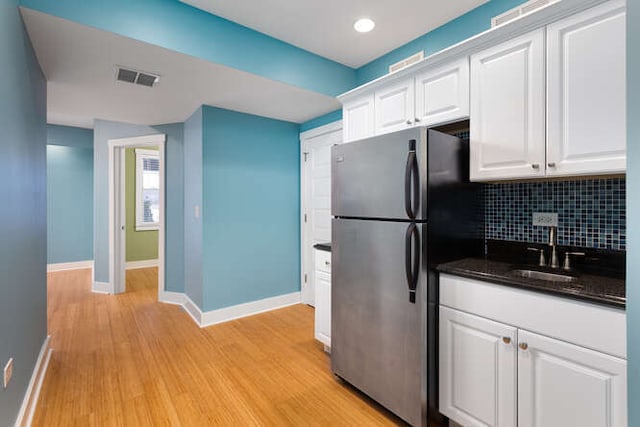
[92,281,112,294]
[47,260,94,272]
[159,291,186,306]
[200,292,301,328]
[182,294,203,326]
[15,335,52,427]
[125,259,159,270]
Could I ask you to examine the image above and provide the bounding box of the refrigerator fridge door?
[332,127,427,221]
[332,218,427,426]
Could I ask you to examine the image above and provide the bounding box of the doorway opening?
[108,134,165,298]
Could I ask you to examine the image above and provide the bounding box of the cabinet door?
[343,94,374,143]
[374,78,415,135]
[440,306,517,427]
[518,329,627,427]
[470,29,546,181]
[415,57,470,127]
[546,0,626,176]
[314,270,331,347]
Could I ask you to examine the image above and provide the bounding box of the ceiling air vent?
[389,51,424,74]
[115,66,160,87]
[492,0,559,28]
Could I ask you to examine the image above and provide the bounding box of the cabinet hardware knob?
[414,117,421,123]
[502,337,512,344]
[531,164,540,169]
[548,162,556,167]
[519,343,529,351]
[406,120,413,125]
[325,261,331,266]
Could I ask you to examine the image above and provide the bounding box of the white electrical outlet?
[3,358,13,389]
[533,212,558,226]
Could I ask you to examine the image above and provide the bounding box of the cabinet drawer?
[440,274,626,359]
[315,250,331,273]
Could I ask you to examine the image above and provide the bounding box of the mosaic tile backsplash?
[484,178,626,251]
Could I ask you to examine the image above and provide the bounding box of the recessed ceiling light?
[354,18,375,33]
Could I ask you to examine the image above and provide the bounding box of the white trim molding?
[182,295,203,326]
[201,292,301,328]
[159,291,186,306]
[47,260,94,272]
[299,119,343,140]
[92,281,112,294]
[176,292,302,328]
[125,259,159,270]
[15,335,52,427]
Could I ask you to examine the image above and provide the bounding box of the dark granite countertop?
[313,242,331,252]
[438,258,625,309]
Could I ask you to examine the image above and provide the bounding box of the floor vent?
[116,66,160,87]
[388,51,424,74]
[492,0,560,27]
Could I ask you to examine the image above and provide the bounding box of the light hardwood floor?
[35,268,408,426]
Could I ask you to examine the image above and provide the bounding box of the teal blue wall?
[201,106,300,311]
[0,1,47,425]
[47,125,94,264]
[93,120,185,293]
[19,0,356,97]
[356,0,528,85]
[627,0,638,423]
[183,108,204,307]
[300,109,342,133]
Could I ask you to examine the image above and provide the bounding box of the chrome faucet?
[548,226,559,268]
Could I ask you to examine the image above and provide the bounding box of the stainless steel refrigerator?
[331,127,483,426]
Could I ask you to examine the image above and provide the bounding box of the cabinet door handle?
[502,337,512,345]
[531,164,540,169]
[548,162,556,167]
[325,261,331,266]
[406,119,413,125]
[519,343,529,351]
[414,117,421,123]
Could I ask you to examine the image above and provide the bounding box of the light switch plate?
[533,212,558,226]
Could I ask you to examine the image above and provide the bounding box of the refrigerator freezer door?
[332,127,427,220]
[332,218,427,426]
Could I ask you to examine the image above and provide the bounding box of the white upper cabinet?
[343,94,374,143]
[546,0,626,177]
[518,329,627,427]
[415,57,470,127]
[470,29,546,181]
[374,77,415,135]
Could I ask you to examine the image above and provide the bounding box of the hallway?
[35,268,400,426]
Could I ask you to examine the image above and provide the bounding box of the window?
[135,148,160,231]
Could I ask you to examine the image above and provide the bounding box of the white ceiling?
[180,0,488,68]
[21,8,341,129]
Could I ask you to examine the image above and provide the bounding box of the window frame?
[135,148,160,231]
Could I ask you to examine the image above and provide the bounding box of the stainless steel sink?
[511,269,578,283]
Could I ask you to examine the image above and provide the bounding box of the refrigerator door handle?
[405,223,420,303]
[404,140,419,219]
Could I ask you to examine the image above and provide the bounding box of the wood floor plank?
[34,267,410,426]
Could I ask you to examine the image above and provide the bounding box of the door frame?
[108,134,166,297]
[300,120,342,305]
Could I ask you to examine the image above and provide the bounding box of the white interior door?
[114,147,127,294]
[300,122,342,305]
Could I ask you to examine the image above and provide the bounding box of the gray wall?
[0,3,48,426]
[93,120,185,293]
[183,108,204,307]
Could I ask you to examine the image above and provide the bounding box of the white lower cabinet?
[440,306,517,427]
[517,330,627,427]
[439,274,627,427]
[314,249,331,349]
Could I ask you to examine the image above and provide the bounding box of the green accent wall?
[125,147,158,262]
